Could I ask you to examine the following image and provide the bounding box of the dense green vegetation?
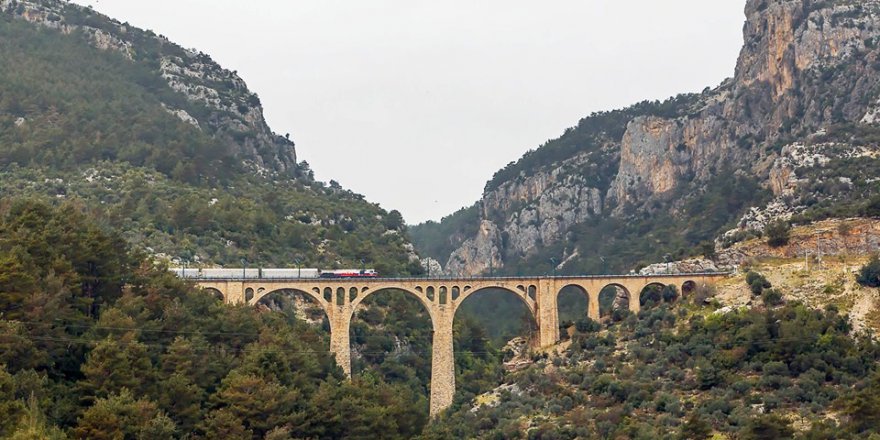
[0,199,433,438]
[0,163,422,273]
[409,204,481,263]
[857,255,880,287]
[424,291,880,439]
[0,15,233,182]
[0,199,521,438]
[0,15,422,272]
[4,199,880,439]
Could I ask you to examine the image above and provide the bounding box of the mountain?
[0,0,423,274]
[412,0,880,276]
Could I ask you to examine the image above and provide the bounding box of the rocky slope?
[1,0,297,175]
[415,0,880,276]
[0,0,422,273]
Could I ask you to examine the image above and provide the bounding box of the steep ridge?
[1,0,297,174]
[0,0,422,273]
[413,0,880,276]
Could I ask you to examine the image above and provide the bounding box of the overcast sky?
[73,0,746,224]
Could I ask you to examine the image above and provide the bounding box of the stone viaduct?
[196,273,726,416]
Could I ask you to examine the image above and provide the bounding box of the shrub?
[857,256,880,288]
[765,221,792,248]
[746,272,772,295]
[741,414,794,440]
[762,289,783,306]
[575,317,600,333]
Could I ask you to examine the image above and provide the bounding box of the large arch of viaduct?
[196,274,725,416]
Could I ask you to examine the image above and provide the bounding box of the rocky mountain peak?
[1,0,299,176]
[416,0,880,276]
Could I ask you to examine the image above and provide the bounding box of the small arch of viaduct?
[193,274,725,417]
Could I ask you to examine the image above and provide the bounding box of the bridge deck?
[183,272,730,281]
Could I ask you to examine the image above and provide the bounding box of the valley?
[1,0,880,438]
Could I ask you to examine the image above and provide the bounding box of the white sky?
[73,0,746,224]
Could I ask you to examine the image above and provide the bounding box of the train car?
[319,269,379,278]
[170,267,378,279]
[199,268,261,279]
[260,268,321,279]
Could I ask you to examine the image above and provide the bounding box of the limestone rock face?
[434,0,880,275]
[421,258,445,277]
[1,0,299,175]
[446,220,502,276]
[638,259,719,276]
[445,153,604,275]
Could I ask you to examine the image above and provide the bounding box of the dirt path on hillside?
[850,291,876,334]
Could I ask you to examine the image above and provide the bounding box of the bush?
[857,256,880,288]
[765,221,792,248]
[746,272,772,295]
[741,414,794,440]
[762,289,783,306]
[575,317,600,333]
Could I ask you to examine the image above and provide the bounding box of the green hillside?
[0,13,421,274]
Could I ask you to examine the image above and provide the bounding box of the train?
[170,267,379,279]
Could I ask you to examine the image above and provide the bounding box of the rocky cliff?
[419,0,880,276]
[0,0,299,175]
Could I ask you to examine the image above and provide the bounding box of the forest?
[3,198,880,439]
[0,198,508,439]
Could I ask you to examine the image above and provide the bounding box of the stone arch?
[251,287,328,311]
[557,284,591,336]
[350,286,437,327]
[452,286,539,380]
[453,286,538,347]
[245,288,255,303]
[639,282,669,308]
[250,287,331,329]
[598,283,632,319]
[639,280,681,306]
[201,287,224,302]
[682,280,697,296]
[454,285,536,320]
[347,286,437,396]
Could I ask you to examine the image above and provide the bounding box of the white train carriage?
[260,268,320,279]
[198,268,261,279]
[171,267,323,279]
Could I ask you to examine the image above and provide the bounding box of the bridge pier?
[588,288,600,320]
[328,305,353,377]
[429,307,455,418]
[537,279,559,348]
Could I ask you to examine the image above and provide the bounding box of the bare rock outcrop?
[435,0,880,275]
[446,220,503,276]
